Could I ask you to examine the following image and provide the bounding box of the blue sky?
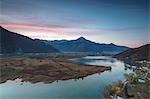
[0,0,149,48]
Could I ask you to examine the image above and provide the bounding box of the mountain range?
[0,27,59,54]
[0,26,129,54]
[42,37,128,53]
[115,44,150,61]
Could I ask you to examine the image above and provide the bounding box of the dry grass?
[0,55,110,83]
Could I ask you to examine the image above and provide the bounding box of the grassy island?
[0,54,111,83]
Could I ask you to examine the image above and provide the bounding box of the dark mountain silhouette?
[0,26,59,54]
[115,44,150,61]
[43,37,128,53]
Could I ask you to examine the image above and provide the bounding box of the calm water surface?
[0,56,133,99]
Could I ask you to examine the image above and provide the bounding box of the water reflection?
[0,56,133,99]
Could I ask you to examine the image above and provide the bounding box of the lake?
[0,56,133,99]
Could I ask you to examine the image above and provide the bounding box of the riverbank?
[0,54,111,83]
[103,62,150,99]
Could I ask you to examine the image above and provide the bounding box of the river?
[0,56,133,99]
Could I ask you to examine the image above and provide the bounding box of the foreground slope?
[115,44,150,61]
[0,27,59,54]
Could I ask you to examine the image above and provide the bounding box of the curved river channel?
[0,56,133,99]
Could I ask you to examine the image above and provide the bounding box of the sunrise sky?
[0,0,149,48]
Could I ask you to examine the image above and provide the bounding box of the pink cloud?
[0,23,147,34]
[0,23,77,31]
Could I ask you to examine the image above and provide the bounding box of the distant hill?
[0,27,59,54]
[43,37,128,53]
[114,44,150,61]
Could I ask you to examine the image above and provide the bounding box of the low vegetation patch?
[0,55,111,83]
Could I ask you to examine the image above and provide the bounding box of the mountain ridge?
[43,37,129,53]
[0,26,59,54]
[114,44,150,61]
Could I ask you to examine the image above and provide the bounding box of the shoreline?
[0,55,111,83]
